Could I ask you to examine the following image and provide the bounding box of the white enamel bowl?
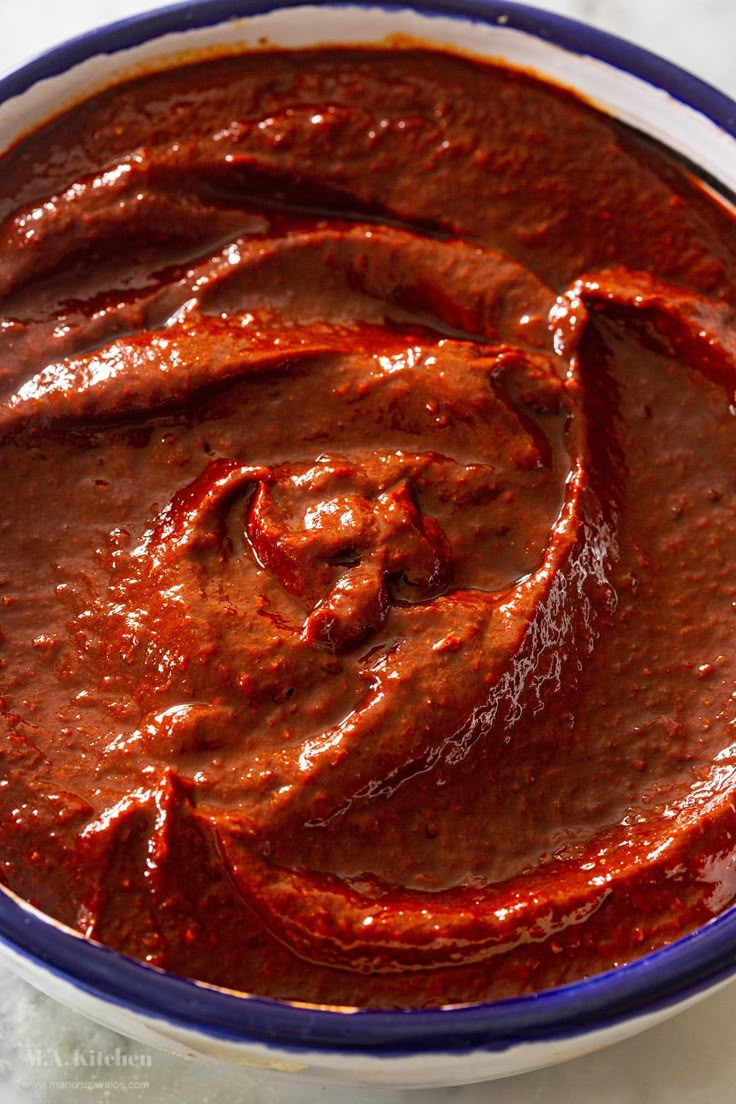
[1,0,736,1089]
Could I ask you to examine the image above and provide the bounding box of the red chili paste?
[1,47,736,1008]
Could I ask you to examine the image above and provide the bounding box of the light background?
[0,2,735,1102]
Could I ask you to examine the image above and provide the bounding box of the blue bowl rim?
[1,0,736,1059]
[0,0,735,139]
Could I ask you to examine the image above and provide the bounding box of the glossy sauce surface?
[1,48,736,1007]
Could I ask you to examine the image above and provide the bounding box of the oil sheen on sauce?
[1,48,736,1008]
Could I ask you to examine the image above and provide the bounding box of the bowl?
[1,0,736,1090]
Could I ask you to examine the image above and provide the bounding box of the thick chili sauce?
[1,47,736,1008]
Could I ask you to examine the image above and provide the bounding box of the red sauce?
[1,47,736,1008]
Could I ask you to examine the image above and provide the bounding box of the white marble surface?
[0,2,735,1102]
